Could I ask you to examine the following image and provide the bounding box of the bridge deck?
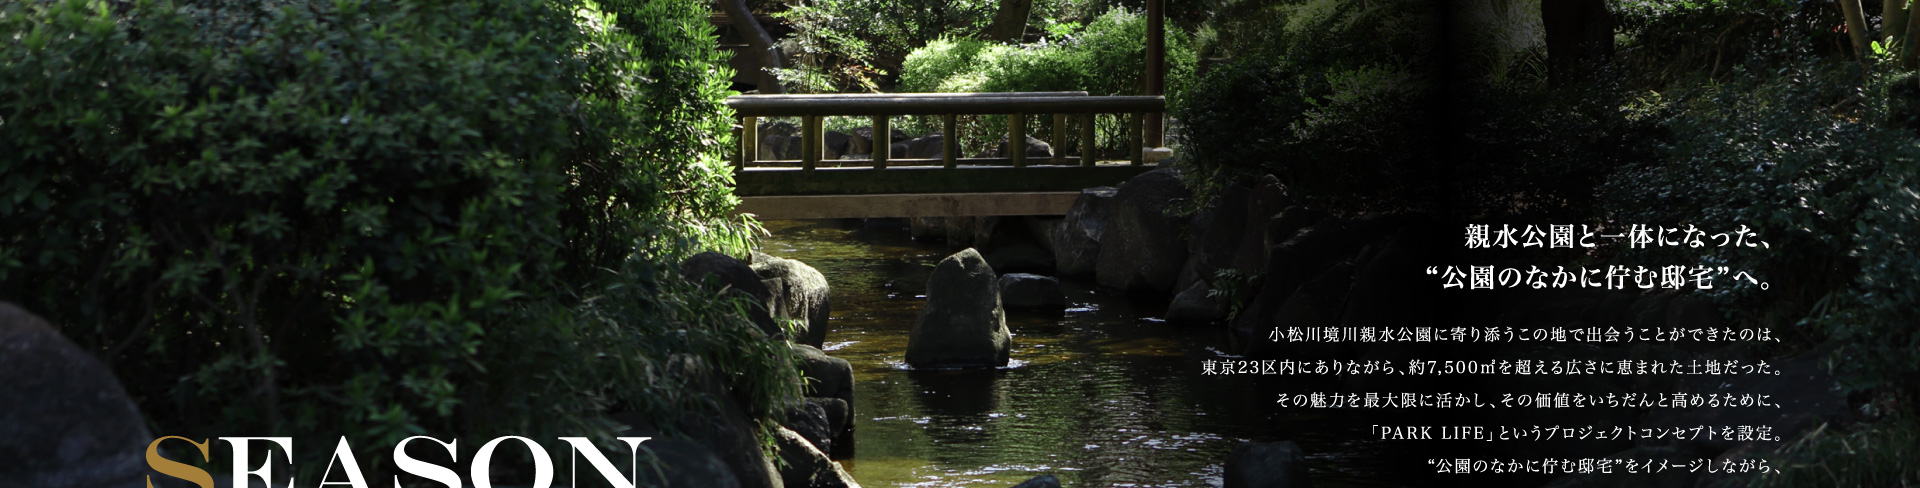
[734,165,1149,219]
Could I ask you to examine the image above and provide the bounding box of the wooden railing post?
[872,115,889,169]
[941,114,958,169]
[722,94,1164,169]
[1079,113,1097,167]
[802,115,821,171]
[1009,113,1026,169]
[740,116,757,170]
[1145,0,1165,148]
[1130,112,1144,166]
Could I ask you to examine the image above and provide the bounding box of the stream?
[758,219,1421,488]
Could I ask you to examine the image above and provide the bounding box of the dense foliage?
[1175,4,1920,482]
[771,0,1175,91]
[1173,0,1444,211]
[886,9,1195,154]
[771,0,1001,91]
[1599,3,1920,412]
[0,0,793,477]
[897,9,1194,98]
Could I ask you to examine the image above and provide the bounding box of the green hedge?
[0,0,791,476]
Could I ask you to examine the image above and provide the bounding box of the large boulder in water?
[775,426,862,488]
[1010,475,1063,487]
[809,397,854,459]
[1054,187,1117,278]
[1234,176,1296,275]
[782,400,834,456]
[793,345,855,419]
[907,249,1010,368]
[682,252,780,338]
[632,355,782,488]
[979,218,1056,274]
[910,217,947,240]
[793,344,856,457]
[1166,281,1228,325]
[1095,168,1192,298]
[752,252,832,347]
[945,216,977,247]
[1177,178,1253,293]
[0,302,154,488]
[997,273,1066,311]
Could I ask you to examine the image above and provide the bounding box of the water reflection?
[909,368,1006,424]
[759,219,1415,488]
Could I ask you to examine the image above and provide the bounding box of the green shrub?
[0,0,791,477]
[898,38,998,93]
[1592,0,1920,410]
[1174,0,1651,217]
[894,8,1197,155]
[1611,0,1852,90]
[775,0,1002,91]
[769,0,1154,91]
[1173,0,1439,211]
[1599,47,1920,404]
[899,9,1195,98]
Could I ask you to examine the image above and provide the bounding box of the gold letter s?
[147,436,213,488]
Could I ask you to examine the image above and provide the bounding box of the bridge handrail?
[727,95,1159,117]
[725,93,1165,171]
[739,91,1088,100]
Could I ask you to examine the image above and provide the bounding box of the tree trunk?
[1842,0,1871,59]
[719,0,785,94]
[982,0,1033,43]
[1906,2,1920,67]
[1542,0,1612,85]
[1883,0,1909,43]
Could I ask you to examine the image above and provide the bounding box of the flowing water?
[759,219,1417,488]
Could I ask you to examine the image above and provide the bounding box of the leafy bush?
[774,0,1002,91]
[1175,0,1651,218]
[898,38,1000,93]
[898,9,1195,98]
[1174,0,1439,211]
[769,0,1161,91]
[0,0,792,477]
[893,8,1197,155]
[1599,47,1920,406]
[1611,0,1852,90]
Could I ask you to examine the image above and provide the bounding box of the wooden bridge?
[728,92,1165,220]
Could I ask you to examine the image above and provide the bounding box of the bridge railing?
[726,92,1165,172]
